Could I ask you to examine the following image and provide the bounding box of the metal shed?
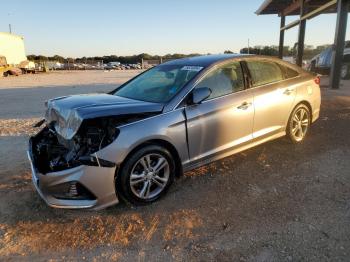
[0,32,27,66]
[256,0,349,89]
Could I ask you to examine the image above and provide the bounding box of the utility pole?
[8,12,12,34]
[248,39,250,54]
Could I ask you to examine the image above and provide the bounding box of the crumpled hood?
[45,94,163,140]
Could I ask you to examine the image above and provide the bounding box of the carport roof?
[256,0,338,16]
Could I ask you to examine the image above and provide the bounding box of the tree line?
[27,53,202,64]
[237,44,331,59]
[27,45,331,63]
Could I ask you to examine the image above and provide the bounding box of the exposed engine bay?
[31,114,156,174]
[30,93,163,174]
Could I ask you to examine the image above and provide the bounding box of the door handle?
[283,89,293,95]
[237,102,251,110]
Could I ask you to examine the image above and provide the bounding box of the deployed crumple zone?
[45,94,162,140]
[31,118,117,174]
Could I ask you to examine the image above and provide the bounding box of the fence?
[141,58,175,69]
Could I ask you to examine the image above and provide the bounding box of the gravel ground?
[0,71,349,261]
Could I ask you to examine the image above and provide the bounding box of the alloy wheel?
[290,107,310,142]
[341,64,348,79]
[129,153,170,199]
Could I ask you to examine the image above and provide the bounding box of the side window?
[196,62,244,100]
[283,65,299,78]
[246,60,284,87]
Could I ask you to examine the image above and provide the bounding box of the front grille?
[68,182,78,197]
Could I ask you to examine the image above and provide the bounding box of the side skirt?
[182,131,286,172]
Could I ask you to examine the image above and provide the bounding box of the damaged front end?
[27,117,123,209]
[30,117,120,174]
[28,93,163,209]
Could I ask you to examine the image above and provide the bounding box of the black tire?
[286,104,311,144]
[116,145,175,205]
[341,63,350,80]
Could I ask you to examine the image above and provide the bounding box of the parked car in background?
[28,54,321,210]
[105,62,121,70]
[309,41,350,79]
[19,60,36,74]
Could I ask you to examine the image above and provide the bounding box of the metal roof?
[256,0,338,16]
[162,54,304,71]
[163,54,245,67]
[0,32,24,40]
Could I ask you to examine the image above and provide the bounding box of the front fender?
[96,109,189,166]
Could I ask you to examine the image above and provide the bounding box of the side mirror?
[191,87,212,104]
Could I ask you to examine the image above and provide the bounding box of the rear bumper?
[27,150,119,210]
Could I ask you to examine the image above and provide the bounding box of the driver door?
[185,61,255,162]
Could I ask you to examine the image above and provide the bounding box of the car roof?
[162,54,304,73]
[162,54,251,67]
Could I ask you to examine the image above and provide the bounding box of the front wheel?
[287,104,311,143]
[116,145,175,205]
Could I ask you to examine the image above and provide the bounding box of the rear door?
[245,59,297,138]
[185,61,255,162]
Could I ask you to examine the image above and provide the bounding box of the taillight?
[314,76,320,85]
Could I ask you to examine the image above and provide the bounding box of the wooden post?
[279,15,285,59]
[330,0,349,89]
[296,0,306,67]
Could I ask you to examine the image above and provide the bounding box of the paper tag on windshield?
[181,66,203,72]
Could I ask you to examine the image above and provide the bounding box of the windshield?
[114,64,203,103]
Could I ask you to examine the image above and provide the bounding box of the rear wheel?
[341,63,350,79]
[287,104,311,143]
[116,145,175,205]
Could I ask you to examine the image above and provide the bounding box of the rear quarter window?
[283,65,299,79]
[246,60,284,87]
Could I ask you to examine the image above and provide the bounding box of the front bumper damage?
[28,94,163,210]
[28,137,119,210]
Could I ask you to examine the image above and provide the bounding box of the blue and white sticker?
[181,66,203,72]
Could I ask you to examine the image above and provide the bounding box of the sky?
[1,0,349,57]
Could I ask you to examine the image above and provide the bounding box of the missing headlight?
[78,155,116,168]
[30,118,119,174]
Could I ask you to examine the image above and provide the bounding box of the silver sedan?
[28,54,321,210]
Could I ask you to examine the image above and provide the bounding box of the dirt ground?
[0,71,349,261]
